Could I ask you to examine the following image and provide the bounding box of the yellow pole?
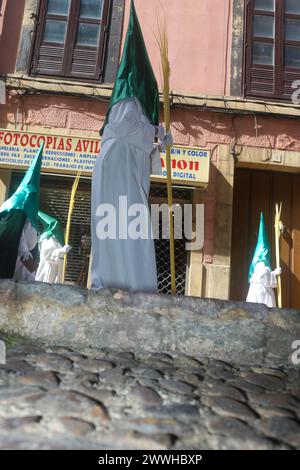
[165,125,176,294]
[274,202,282,308]
[156,14,176,294]
[62,172,81,283]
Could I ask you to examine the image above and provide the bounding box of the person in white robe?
[246,261,282,308]
[35,211,71,284]
[36,238,71,284]
[13,219,38,282]
[246,212,281,308]
[91,0,175,292]
[91,97,168,292]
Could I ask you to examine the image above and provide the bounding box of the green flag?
[100,0,159,135]
[38,210,64,247]
[248,212,271,282]
[0,144,43,278]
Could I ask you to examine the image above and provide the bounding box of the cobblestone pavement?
[0,334,299,450]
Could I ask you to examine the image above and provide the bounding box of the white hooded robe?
[246,261,278,308]
[91,97,158,292]
[35,237,69,284]
[13,219,38,282]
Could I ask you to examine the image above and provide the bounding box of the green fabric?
[38,210,64,247]
[100,0,159,135]
[0,210,26,278]
[248,212,271,281]
[0,144,43,230]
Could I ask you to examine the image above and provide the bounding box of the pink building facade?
[0,0,300,306]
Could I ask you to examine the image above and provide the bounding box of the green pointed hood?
[100,0,159,135]
[38,210,64,247]
[0,144,43,230]
[248,212,271,281]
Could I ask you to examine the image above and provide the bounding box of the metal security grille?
[38,176,91,286]
[150,184,192,296]
[10,174,192,294]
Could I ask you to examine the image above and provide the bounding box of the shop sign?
[0,129,210,185]
[156,146,210,186]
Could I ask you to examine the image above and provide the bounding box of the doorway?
[230,167,300,309]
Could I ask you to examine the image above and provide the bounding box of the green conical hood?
[0,144,43,230]
[38,210,64,247]
[248,212,271,281]
[100,0,159,135]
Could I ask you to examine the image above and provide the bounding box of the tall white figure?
[246,261,281,308]
[91,98,160,292]
[35,211,71,284]
[246,212,281,308]
[91,0,172,292]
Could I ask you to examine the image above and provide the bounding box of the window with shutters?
[245,0,300,100]
[30,0,111,81]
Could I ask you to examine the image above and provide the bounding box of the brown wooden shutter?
[283,4,300,99]
[247,67,275,96]
[35,44,65,75]
[245,0,300,100]
[31,0,68,77]
[31,0,111,82]
[68,1,111,80]
[245,0,275,98]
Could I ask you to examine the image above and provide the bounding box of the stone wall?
[0,280,299,367]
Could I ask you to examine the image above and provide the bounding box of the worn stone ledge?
[0,280,299,367]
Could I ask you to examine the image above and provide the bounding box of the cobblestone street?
[0,334,299,450]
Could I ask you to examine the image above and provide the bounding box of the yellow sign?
[154,145,210,186]
[0,129,210,185]
[0,129,99,174]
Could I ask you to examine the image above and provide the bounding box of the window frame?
[30,0,111,82]
[245,0,300,100]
